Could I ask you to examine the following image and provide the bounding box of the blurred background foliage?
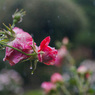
[0,0,88,45]
[0,0,95,94]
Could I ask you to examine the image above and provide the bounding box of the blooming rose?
[41,82,56,94]
[3,27,34,66]
[38,36,57,65]
[51,73,63,83]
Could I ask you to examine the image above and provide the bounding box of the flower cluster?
[41,38,94,95]
[0,69,23,95]
[41,66,92,95]
[0,10,58,73]
[41,73,63,95]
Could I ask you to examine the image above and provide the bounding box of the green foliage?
[72,0,95,47]
[24,90,42,95]
[0,0,87,45]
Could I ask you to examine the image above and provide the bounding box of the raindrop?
[30,66,32,69]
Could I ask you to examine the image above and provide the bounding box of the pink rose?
[38,36,57,65]
[41,82,56,94]
[55,46,67,67]
[77,65,87,74]
[62,37,69,45]
[77,66,90,79]
[51,73,63,83]
[3,27,34,66]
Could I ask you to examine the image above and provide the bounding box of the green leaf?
[88,88,95,94]
[69,78,77,85]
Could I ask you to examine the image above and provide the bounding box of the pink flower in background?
[77,65,90,79]
[3,27,34,66]
[38,36,58,65]
[55,46,67,67]
[77,65,87,74]
[62,37,69,45]
[51,73,63,83]
[41,82,56,94]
